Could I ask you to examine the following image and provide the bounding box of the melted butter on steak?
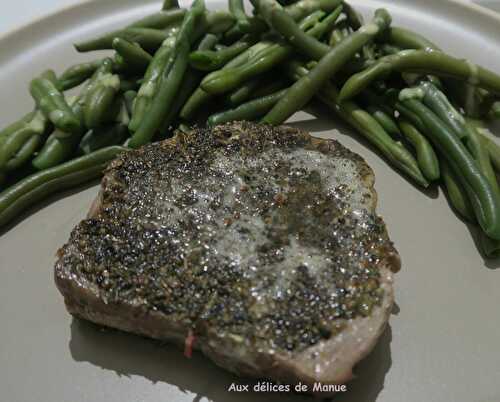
[57,122,398,354]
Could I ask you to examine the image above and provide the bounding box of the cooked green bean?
[83,74,121,129]
[229,76,287,106]
[208,88,287,125]
[366,105,399,137]
[112,38,152,73]
[0,111,49,170]
[0,146,127,226]
[399,119,440,181]
[469,120,500,174]
[339,50,500,102]
[30,71,81,134]
[78,125,128,155]
[307,6,343,39]
[196,33,218,51]
[298,10,325,31]
[403,81,467,139]
[0,112,37,139]
[253,0,336,60]
[123,90,137,116]
[229,0,252,31]
[32,60,115,170]
[402,98,500,239]
[5,135,43,172]
[201,41,291,95]
[440,157,475,222]
[189,36,257,71]
[383,26,440,51]
[75,9,186,51]
[0,153,121,228]
[283,0,343,21]
[32,131,81,171]
[343,1,364,29]
[162,0,180,10]
[59,60,103,91]
[464,121,498,193]
[129,37,176,132]
[75,27,178,53]
[180,41,273,119]
[129,0,206,148]
[263,9,392,125]
[160,30,218,135]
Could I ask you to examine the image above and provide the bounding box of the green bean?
[380,43,402,56]
[229,0,252,31]
[197,33,218,51]
[286,60,428,187]
[32,61,114,170]
[180,42,273,119]
[201,41,292,95]
[123,90,137,116]
[306,6,343,40]
[488,101,500,120]
[284,0,343,21]
[129,0,206,149]
[464,121,498,193]
[383,26,440,51]
[112,38,152,73]
[208,88,287,125]
[297,10,325,31]
[402,98,500,239]
[129,37,176,132]
[0,111,49,170]
[189,36,257,71]
[0,171,5,187]
[58,60,103,91]
[32,131,80,171]
[339,50,500,102]
[343,1,364,30]
[30,71,81,134]
[162,0,180,10]
[415,82,496,186]
[263,9,392,125]
[398,119,440,181]
[0,146,127,225]
[130,9,186,29]
[74,9,186,51]
[229,76,287,106]
[159,30,218,135]
[329,21,350,47]
[75,27,178,53]
[404,81,467,139]
[194,10,236,37]
[0,159,112,229]
[366,105,399,137]
[0,112,37,139]
[83,74,121,129]
[469,120,500,174]
[78,125,128,155]
[5,135,43,172]
[253,0,330,60]
[440,157,475,222]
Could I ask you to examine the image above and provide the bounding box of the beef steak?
[55,122,400,392]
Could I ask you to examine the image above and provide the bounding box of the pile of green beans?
[2,0,500,257]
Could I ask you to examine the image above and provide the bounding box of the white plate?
[1,1,500,401]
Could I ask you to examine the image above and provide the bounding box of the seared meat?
[55,122,400,394]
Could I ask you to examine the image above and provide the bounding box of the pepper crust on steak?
[55,122,400,392]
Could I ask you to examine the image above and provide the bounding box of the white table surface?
[0,0,499,38]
